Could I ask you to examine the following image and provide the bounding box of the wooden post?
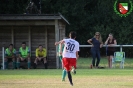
[59,22,66,40]
[58,23,66,68]
[45,26,48,51]
[45,26,48,63]
[55,20,59,69]
[11,26,14,44]
[28,26,31,55]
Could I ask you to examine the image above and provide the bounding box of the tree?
[0,0,133,57]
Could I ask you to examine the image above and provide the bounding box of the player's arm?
[87,39,94,46]
[76,51,79,60]
[114,39,117,45]
[100,42,103,48]
[35,49,39,58]
[59,40,65,55]
[105,37,109,45]
[108,39,117,46]
[55,42,59,46]
[43,49,47,58]
[55,40,62,46]
[76,43,80,60]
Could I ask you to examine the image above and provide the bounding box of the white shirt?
[62,38,79,58]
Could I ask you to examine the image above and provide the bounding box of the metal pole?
[2,47,5,70]
[120,45,122,52]
[79,45,133,47]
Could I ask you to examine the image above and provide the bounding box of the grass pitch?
[0,58,133,88]
[0,69,133,88]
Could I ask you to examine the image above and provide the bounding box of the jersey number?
[66,42,75,51]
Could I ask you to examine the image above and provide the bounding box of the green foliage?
[0,0,133,57]
[0,0,28,14]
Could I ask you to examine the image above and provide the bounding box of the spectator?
[105,33,117,68]
[17,42,31,69]
[87,32,103,68]
[4,44,16,69]
[33,45,47,69]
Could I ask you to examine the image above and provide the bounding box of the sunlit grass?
[0,57,133,88]
[0,69,133,88]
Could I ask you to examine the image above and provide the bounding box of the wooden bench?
[0,57,56,69]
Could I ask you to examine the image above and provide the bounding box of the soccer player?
[33,45,47,69]
[17,42,31,69]
[4,44,16,69]
[55,37,67,81]
[60,31,79,86]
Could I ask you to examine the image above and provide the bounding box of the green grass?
[77,57,133,69]
[0,69,133,88]
[0,57,133,88]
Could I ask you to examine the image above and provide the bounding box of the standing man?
[60,31,79,86]
[34,45,47,69]
[17,42,31,69]
[5,44,16,69]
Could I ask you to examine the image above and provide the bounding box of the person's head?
[108,33,113,40]
[22,42,26,49]
[9,44,13,50]
[38,45,43,51]
[94,32,102,43]
[69,31,76,39]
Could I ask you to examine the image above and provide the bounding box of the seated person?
[17,42,31,69]
[4,44,16,69]
[34,45,47,69]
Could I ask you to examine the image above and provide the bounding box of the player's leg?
[107,56,110,68]
[109,51,114,68]
[107,50,110,68]
[71,59,76,74]
[33,57,38,69]
[27,57,31,69]
[43,57,47,69]
[62,69,67,81]
[4,57,8,69]
[91,49,96,68]
[108,50,112,68]
[63,58,73,86]
[60,56,66,81]
[12,57,16,69]
[109,56,113,68]
[16,58,20,69]
[67,70,73,86]
[96,50,101,68]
